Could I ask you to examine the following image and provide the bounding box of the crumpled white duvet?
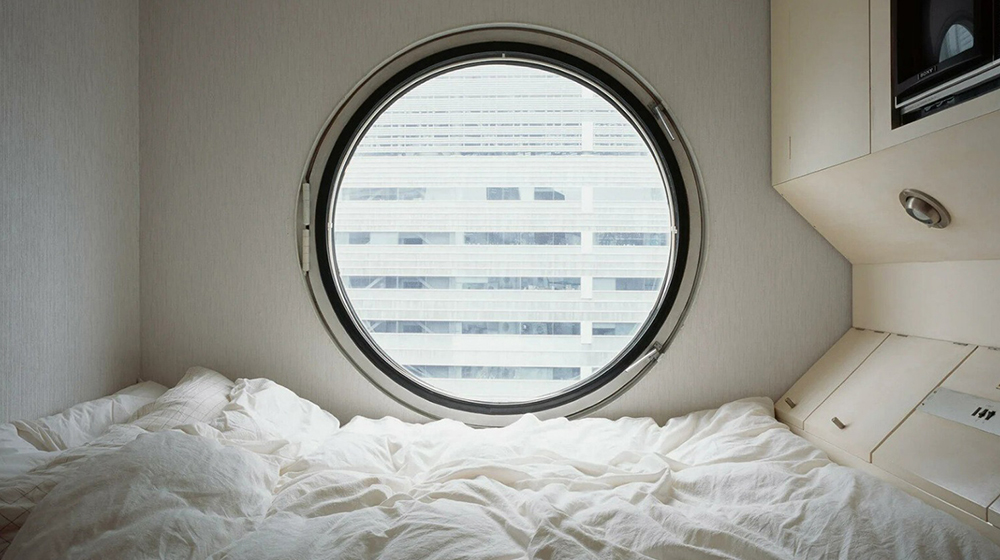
[4,381,999,559]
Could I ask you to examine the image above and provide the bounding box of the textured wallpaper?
[1,0,140,422]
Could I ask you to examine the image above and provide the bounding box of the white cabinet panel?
[775,111,1000,265]
[854,261,1000,348]
[775,328,888,429]
[805,334,974,461]
[771,0,870,185]
[874,347,1000,520]
[938,347,1000,401]
[874,411,1000,520]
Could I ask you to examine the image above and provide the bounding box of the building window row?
[342,186,572,202]
[345,276,583,290]
[364,320,637,336]
[335,232,668,246]
[405,365,582,381]
[343,276,662,291]
[463,232,582,246]
[340,186,664,203]
[594,232,668,246]
[593,277,661,291]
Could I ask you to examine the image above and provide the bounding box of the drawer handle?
[831,417,847,430]
[784,397,797,409]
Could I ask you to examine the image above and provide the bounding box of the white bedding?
[2,378,998,559]
[0,381,166,480]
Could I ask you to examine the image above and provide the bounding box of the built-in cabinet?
[770,0,870,184]
[807,334,973,461]
[771,0,1000,265]
[777,329,1000,544]
[774,328,886,429]
[771,0,1000,546]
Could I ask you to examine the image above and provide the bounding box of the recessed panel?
[875,410,1000,520]
[940,346,1000,400]
[874,347,1000,520]
[805,334,974,461]
[775,328,889,429]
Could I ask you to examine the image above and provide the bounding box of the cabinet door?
[805,334,973,461]
[874,347,1000,520]
[875,411,1000,520]
[772,0,871,185]
[776,328,888,429]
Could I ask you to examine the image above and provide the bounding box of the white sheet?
[0,425,53,480]
[8,431,276,560]
[0,381,166,480]
[11,381,166,452]
[4,381,999,559]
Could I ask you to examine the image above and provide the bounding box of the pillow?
[130,367,234,432]
[12,381,167,452]
[212,378,340,442]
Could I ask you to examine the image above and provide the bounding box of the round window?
[302,27,702,424]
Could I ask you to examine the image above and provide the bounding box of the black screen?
[896,0,982,90]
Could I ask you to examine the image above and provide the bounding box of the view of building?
[332,63,675,402]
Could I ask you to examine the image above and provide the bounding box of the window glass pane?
[534,187,566,201]
[333,63,674,403]
[594,232,668,246]
[487,187,521,200]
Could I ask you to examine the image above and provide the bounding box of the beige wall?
[1,0,140,422]
[139,0,852,423]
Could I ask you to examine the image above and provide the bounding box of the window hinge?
[300,182,310,273]
[622,345,663,377]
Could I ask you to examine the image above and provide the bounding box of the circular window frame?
[299,25,704,426]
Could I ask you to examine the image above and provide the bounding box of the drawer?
[775,328,888,429]
[991,496,1000,527]
[874,410,1000,520]
[805,334,974,461]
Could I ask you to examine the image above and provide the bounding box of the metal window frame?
[296,24,705,426]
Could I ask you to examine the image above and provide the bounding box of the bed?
[2,368,998,559]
